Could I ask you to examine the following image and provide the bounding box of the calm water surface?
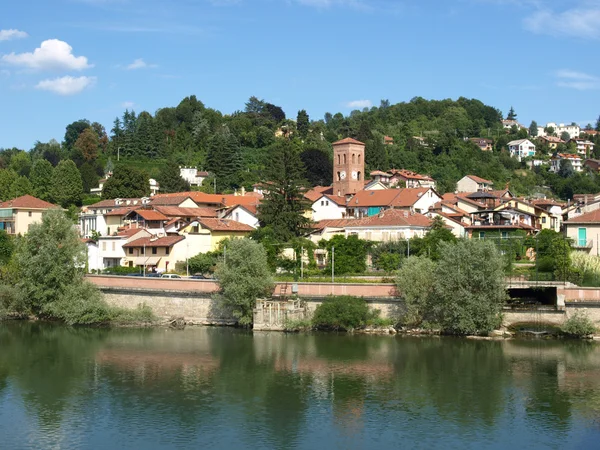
[1,322,600,449]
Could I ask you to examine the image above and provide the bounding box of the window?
[166,247,170,255]
[112,242,115,251]
[357,171,361,181]
[141,248,145,255]
[28,211,32,217]
[337,171,341,181]
[343,154,347,164]
[358,154,361,164]
[365,231,372,240]
[102,242,106,251]
[479,231,485,239]
[152,247,157,255]
[352,154,356,163]
[326,201,329,206]
[501,231,508,239]
[321,200,324,206]
[128,248,133,255]
[542,217,546,224]
[235,212,239,222]
[338,154,341,165]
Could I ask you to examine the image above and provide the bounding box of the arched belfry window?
[352,154,356,164]
[343,154,347,164]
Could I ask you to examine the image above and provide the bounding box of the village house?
[79,198,150,238]
[537,123,580,139]
[584,159,600,173]
[530,198,564,232]
[0,195,58,235]
[570,138,595,157]
[87,228,151,271]
[369,170,392,185]
[538,135,564,150]
[508,139,536,161]
[345,188,441,218]
[221,204,260,228]
[456,175,494,193]
[389,169,436,189]
[564,209,600,254]
[551,153,582,173]
[179,167,209,186]
[383,136,394,145]
[310,194,348,222]
[502,119,527,131]
[469,138,493,151]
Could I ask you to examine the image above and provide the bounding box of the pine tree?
[257,139,311,242]
[156,160,191,193]
[29,159,54,201]
[529,120,538,137]
[50,160,84,207]
[101,165,149,199]
[297,110,310,139]
[206,127,242,192]
[506,106,517,120]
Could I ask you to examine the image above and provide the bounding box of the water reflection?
[1,322,600,448]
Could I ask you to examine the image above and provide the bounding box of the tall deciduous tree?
[79,162,100,194]
[257,139,311,242]
[11,176,33,198]
[297,110,310,139]
[51,160,83,207]
[29,159,54,201]
[0,169,18,201]
[214,238,274,326]
[75,128,100,161]
[101,165,149,199]
[63,119,91,151]
[156,160,191,193]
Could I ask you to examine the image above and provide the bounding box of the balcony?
[572,239,593,249]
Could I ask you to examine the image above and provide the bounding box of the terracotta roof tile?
[332,137,365,146]
[347,209,432,228]
[123,235,185,248]
[153,206,217,218]
[130,209,168,221]
[198,218,254,232]
[0,195,57,209]
[565,209,600,224]
[465,175,493,184]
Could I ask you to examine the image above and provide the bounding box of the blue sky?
[1,0,600,149]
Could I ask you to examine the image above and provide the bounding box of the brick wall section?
[87,275,397,298]
[559,287,600,302]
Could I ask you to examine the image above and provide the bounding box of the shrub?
[312,296,370,331]
[284,318,313,332]
[562,311,596,338]
[103,266,141,275]
[319,235,371,275]
[395,256,436,326]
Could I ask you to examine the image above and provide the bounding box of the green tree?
[506,106,517,120]
[9,151,32,177]
[7,209,108,324]
[431,239,507,335]
[558,159,574,178]
[420,216,457,260]
[79,162,100,194]
[11,176,33,198]
[74,127,99,162]
[0,230,14,266]
[560,131,571,143]
[156,160,191,193]
[548,238,572,281]
[50,160,83,207]
[214,238,274,326]
[312,296,371,331]
[29,159,54,201]
[297,110,310,139]
[529,120,538,137]
[257,139,311,242]
[319,235,371,275]
[206,127,242,192]
[0,169,19,201]
[63,119,90,151]
[395,256,437,325]
[101,165,149,199]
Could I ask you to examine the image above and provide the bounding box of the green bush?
[284,318,312,332]
[312,296,370,331]
[561,311,596,338]
[395,256,436,326]
[103,266,141,275]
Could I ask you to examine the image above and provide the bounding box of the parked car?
[190,274,206,280]
[145,273,160,278]
[161,274,182,279]
[126,273,143,277]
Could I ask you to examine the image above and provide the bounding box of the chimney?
[241,186,246,196]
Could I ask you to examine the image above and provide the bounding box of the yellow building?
[0,195,58,235]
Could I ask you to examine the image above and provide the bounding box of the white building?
[537,123,581,139]
[571,138,595,156]
[180,167,209,186]
[86,228,151,271]
[456,175,494,193]
[221,204,260,228]
[508,139,536,161]
[311,194,347,221]
[79,198,151,238]
[550,153,582,173]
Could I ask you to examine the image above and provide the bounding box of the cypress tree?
[30,159,54,201]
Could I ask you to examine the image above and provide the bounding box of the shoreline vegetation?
[0,210,597,339]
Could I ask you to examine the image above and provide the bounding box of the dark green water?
[1,323,600,449]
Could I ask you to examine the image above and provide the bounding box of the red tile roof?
[153,206,217,218]
[117,228,146,237]
[149,195,195,206]
[349,188,435,208]
[465,175,493,184]
[311,219,356,230]
[104,207,138,216]
[0,195,57,209]
[565,209,600,224]
[131,209,169,221]
[390,169,434,182]
[349,209,432,228]
[332,137,365,146]
[152,192,261,208]
[87,198,144,209]
[305,186,333,202]
[123,235,185,248]
[198,218,254,232]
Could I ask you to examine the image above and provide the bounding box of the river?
[0,322,599,449]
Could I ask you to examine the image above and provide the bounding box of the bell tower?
[332,137,365,197]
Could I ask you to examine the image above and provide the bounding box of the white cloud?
[121,101,135,108]
[524,6,600,39]
[345,99,372,109]
[555,69,600,90]
[125,58,157,70]
[35,76,96,95]
[0,29,28,41]
[2,39,92,71]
